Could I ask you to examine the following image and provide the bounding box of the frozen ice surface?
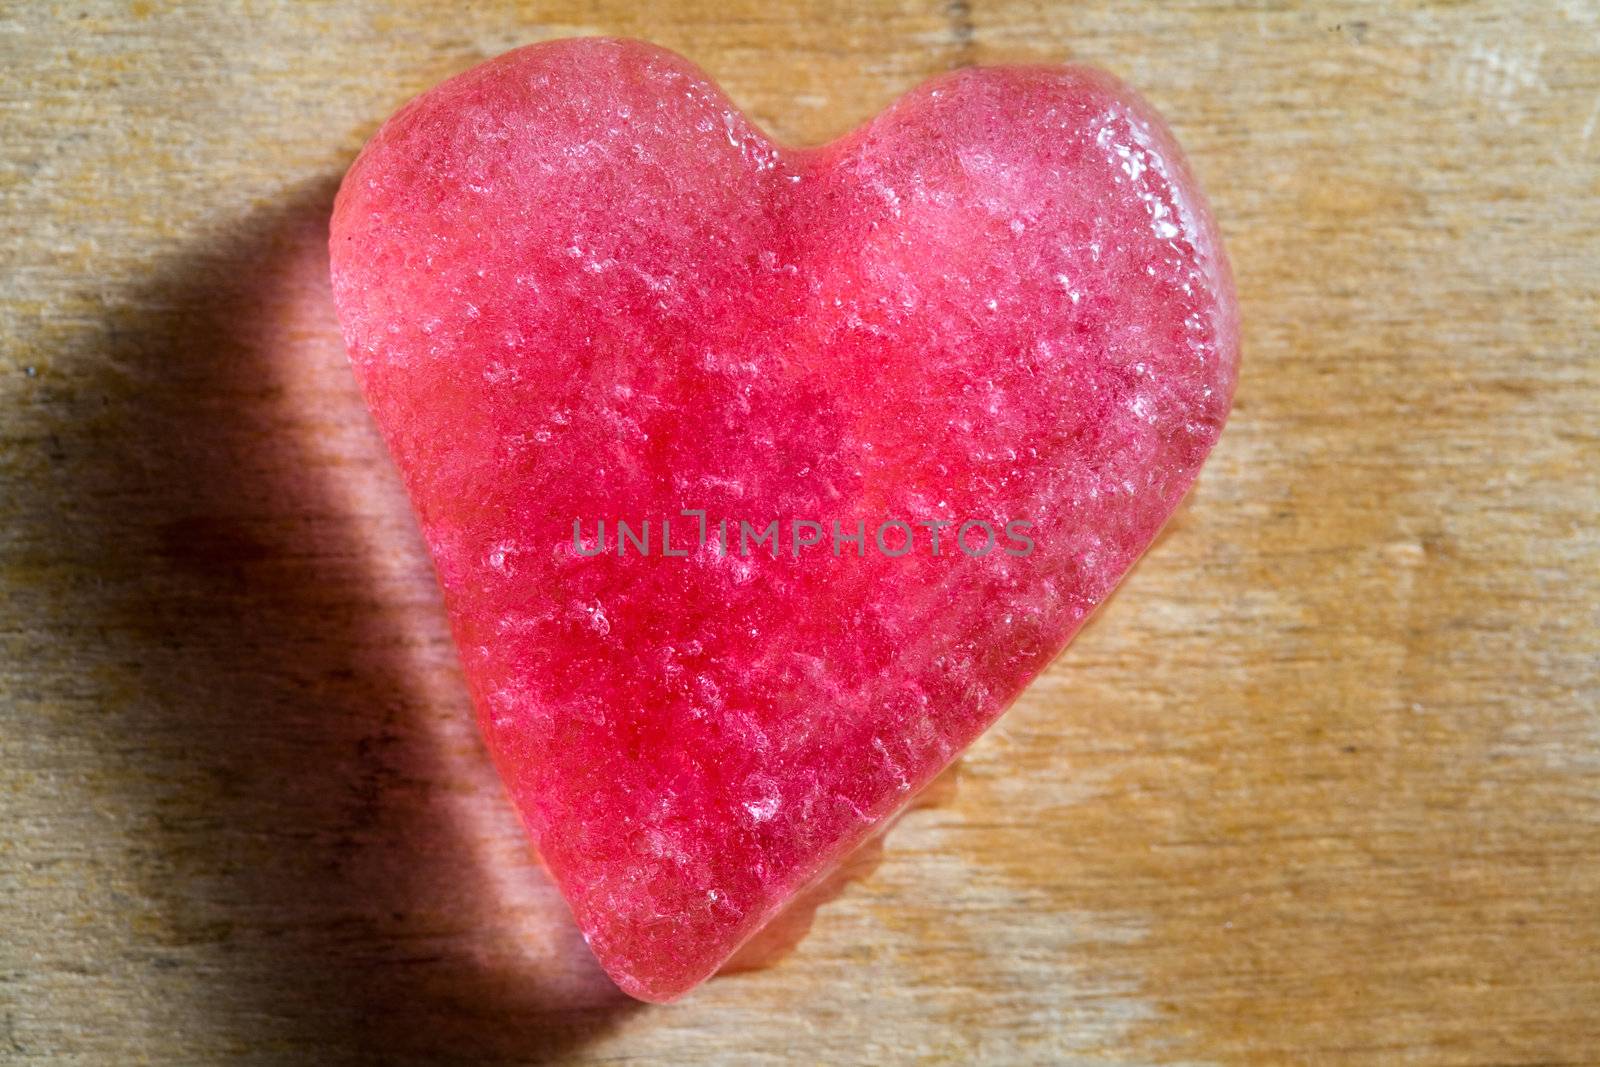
[330,37,1238,1002]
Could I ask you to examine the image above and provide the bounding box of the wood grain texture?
[2,2,1597,1063]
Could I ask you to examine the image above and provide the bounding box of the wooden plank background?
[2,1,1597,1063]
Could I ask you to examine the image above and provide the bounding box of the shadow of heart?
[29,178,640,1060]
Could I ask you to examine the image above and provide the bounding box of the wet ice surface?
[330,37,1238,1002]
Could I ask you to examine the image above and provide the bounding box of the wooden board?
[2,2,1597,1062]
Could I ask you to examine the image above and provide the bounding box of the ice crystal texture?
[330,37,1238,1001]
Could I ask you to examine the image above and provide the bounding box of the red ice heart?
[330,37,1237,1001]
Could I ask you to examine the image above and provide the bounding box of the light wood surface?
[3,2,1597,1063]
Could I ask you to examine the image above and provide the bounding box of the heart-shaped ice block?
[330,37,1237,1001]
